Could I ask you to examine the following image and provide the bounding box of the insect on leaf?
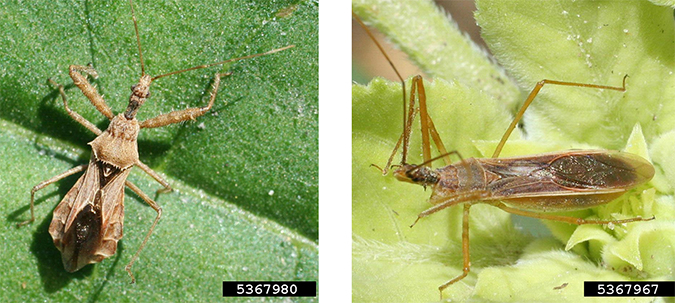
[1,0,318,301]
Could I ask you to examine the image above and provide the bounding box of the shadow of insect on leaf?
[17,0,294,285]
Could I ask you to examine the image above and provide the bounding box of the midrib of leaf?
[0,116,317,301]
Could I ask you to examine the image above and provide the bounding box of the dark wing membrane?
[547,151,654,189]
[481,150,654,199]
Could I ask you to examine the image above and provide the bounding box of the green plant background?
[353,0,675,302]
[0,0,317,301]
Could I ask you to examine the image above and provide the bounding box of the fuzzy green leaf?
[352,0,521,108]
[475,0,675,149]
[353,0,675,302]
[352,78,529,302]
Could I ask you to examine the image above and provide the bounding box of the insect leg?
[18,164,87,227]
[438,203,472,299]
[495,202,653,225]
[415,76,451,166]
[68,64,115,120]
[376,75,418,174]
[492,75,628,158]
[139,72,232,129]
[376,76,452,174]
[48,79,103,136]
[410,191,484,228]
[135,161,173,194]
[124,180,162,284]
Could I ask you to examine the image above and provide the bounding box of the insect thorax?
[89,114,140,169]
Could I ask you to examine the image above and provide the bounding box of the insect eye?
[130,84,137,92]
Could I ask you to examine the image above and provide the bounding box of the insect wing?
[49,158,99,271]
[48,156,129,272]
[480,150,654,211]
[546,151,653,189]
[96,160,128,260]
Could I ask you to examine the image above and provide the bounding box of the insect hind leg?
[491,75,628,158]
[124,180,162,284]
[494,202,653,225]
[18,164,88,227]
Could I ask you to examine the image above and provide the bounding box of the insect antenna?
[407,151,464,174]
[129,0,293,82]
[151,45,294,81]
[355,12,452,173]
[353,12,410,170]
[129,0,146,76]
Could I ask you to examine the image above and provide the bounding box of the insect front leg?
[124,180,163,284]
[48,78,103,136]
[410,190,485,228]
[356,11,452,172]
[69,64,115,120]
[18,164,87,227]
[413,75,451,167]
[139,72,232,129]
[379,76,453,174]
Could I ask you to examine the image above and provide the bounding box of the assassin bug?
[353,12,655,299]
[18,0,293,282]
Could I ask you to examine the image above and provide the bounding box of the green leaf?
[473,238,656,303]
[0,0,317,301]
[353,0,675,302]
[352,0,521,109]
[475,0,675,149]
[352,78,530,302]
[649,0,675,7]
